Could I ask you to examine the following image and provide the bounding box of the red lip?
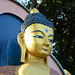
[42,48,48,51]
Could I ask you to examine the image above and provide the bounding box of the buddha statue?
[0,8,71,75]
[15,8,59,75]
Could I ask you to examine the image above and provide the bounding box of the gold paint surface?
[30,8,39,13]
[25,23,54,58]
[16,23,54,75]
[64,69,71,75]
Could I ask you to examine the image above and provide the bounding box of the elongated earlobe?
[17,32,26,63]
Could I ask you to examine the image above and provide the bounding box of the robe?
[0,66,59,75]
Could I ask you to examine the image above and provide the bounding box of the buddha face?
[24,23,54,58]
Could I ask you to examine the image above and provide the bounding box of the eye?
[48,39,53,43]
[33,35,43,39]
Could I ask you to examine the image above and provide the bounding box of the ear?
[17,32,26,63]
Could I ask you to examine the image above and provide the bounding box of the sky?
[18,0,41,6]
[20,0,41,3]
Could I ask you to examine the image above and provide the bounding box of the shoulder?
[19,63,30,70]
[50,68,59,75]
[0,66,17,75]
[18,63,31,74]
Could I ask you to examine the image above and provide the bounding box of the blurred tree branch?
[36,0,44,9]
[30,0,44,10]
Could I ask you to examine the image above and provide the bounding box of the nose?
[43,37,49,46]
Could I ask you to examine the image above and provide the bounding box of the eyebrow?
[48,34,54,37]
[31,30,45,35]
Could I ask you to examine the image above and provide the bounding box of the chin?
[40,53,48,59]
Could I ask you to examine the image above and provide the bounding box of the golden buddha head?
[17,8,54,64]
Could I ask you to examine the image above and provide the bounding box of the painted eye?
[33,35,43,39]
[48,39,53,43]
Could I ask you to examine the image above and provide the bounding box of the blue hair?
[21,13,54,32]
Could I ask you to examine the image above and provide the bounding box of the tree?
[26,0,75,74]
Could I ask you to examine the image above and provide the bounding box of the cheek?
[26,38,43,52]
[49,43,52,49]
[25,36,35,50]
[31,39,44,51]
[35,38,44,48]
[48,43,52,53]
[49,42,53,51]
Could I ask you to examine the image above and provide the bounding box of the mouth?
[42,48,48,51]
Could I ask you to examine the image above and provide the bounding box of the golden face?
[24,23,54,58]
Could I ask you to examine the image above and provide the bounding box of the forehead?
[25,23,54,35]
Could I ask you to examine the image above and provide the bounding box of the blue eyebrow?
[31,30,45,35]
[48,34,54,37]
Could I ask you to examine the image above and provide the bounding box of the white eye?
[33,35,43,39]
[48,39,53,43]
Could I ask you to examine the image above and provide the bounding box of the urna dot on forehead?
[45,28,48,32]
[21,8,54,33]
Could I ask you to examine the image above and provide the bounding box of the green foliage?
[26,0,75,74]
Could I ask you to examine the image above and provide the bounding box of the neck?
[26,51,46,65]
